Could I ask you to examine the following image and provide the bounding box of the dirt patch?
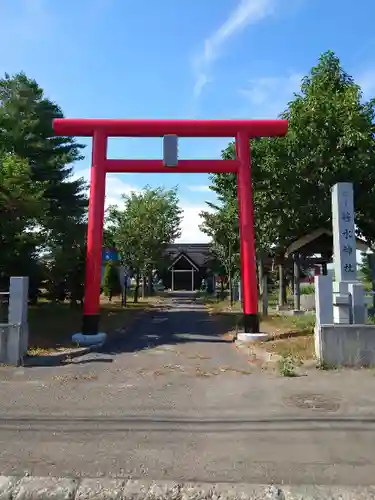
[264,335,314,360]
[202,297,316,362]
[258,314,315,361]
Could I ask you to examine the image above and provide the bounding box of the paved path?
[0,294,375,486]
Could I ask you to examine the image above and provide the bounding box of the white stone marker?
[331,182,357,283]
[314,275,334,326]
[348,282,366,324]
[8,276,29,364]
[314,274,333,361]
[331,183,358,323]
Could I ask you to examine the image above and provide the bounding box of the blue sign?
[102,248,119,262]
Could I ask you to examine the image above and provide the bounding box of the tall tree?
[43,220,87,306]
[0,72,89,298]
[106,186,182,301]
[277,50,375,246]
[200,199,240,302]
[0,152,45,287]
[208,51,375,257]
[0,72,88,245]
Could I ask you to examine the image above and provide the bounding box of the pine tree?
[0,72,88,244]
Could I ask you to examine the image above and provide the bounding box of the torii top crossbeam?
[53,118,288,138]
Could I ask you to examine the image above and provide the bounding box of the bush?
[102,262,122,300]
[300,284,315,295]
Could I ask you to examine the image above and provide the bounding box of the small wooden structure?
[285,228,368,311]
[163,243,210,291]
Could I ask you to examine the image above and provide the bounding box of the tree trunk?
[293,253,301,311]
[148,270,153,296]
[133,274,140,303]
[228,246,233,305]
[262,274,268,316]
[220,279,225,300]
[278,263,287,307]
[258,258,264,313]
[228,269,233,305]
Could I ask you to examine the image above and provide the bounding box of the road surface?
[0,293,374,485]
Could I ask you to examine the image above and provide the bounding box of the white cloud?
[177,204,214,243]
[72,168,139,209]
[187,184,211,193]
[192,0,276,97]
[238,73,302,117]
[357,68,375,98]
[72,167,214,243]
[238,65,375,118]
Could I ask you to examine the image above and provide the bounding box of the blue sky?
[1,0,375,242]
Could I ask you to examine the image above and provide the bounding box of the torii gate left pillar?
[53,118,288,345]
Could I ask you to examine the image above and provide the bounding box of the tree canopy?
[201,51,375,277]
[0,72,88,299]
[2,50,375,306]
[106,186,182,298]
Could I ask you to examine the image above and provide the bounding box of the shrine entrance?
[168,253,200,291]
[53,118,288,340]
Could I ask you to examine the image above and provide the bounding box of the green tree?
[0,153,45,289]
[0,72,89,297]
[106,186,182,302]
[276,50,375,246]
[44,220,87,306]
[358,251,372,284]
[0,72,88,243]
[209,50,375,257]
[200,199,240,303]
[102,261,122,301]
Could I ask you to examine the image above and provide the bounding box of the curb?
[23,347,92,367]
[0,476,374,500]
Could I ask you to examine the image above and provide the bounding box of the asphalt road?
[0,293,375,485]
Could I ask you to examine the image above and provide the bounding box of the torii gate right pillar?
[236,132,259,333]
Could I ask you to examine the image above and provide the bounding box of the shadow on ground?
[99,293,237,356]
[23,293,240,367]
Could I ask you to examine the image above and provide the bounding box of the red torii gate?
[53,118,288,341]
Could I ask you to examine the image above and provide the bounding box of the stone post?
[8,276,29,365]
[348,282,366,324]
[315,275,334,326]
[314,274,333,362]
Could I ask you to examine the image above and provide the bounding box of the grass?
[259,314,315,362]
[204,295,316,361]
[27,297,151,355]
[278,353,299,377]
[259,314,315,361]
